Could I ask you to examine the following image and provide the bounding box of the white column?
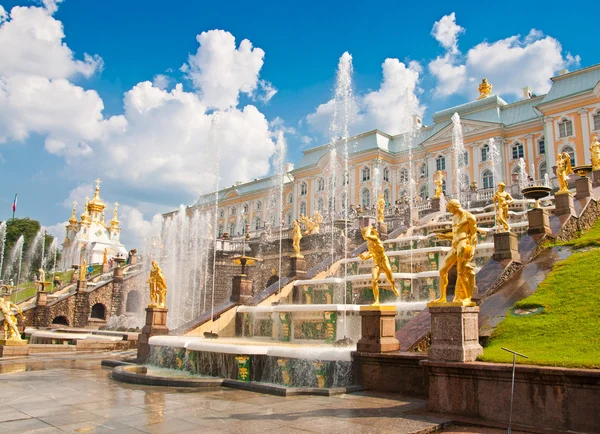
[525,133,534,168]
[496,136,506,184]
[544,117,557,170]
[579,108,591,164]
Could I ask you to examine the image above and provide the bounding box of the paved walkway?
[0,351,512,433]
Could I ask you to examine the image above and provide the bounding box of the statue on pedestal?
[79,260,87,281]
[291,220,302,257]
[477,78,493,100]
[0,296,24,341]
[590,134,600,171]
[103,248,108,265]
[376,193,385,223]
[148,260,167,308]
[434,170,444,199]
[556,152,573,193]
[493,182,514,232]
[431,199,479,305]
[358,225,399,306]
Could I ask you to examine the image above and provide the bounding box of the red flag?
[11,193,17,218]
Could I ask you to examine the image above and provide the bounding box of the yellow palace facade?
[193,64,600,237]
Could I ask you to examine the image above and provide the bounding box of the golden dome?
[68,201,78,226]
[80,197,92,226]
[110,202,120,230]
[87,178,106,214]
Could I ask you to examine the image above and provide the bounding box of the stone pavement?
[0,351,507,434]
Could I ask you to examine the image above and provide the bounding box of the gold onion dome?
[80,197,92,225]
[87,178,106,214]
[68,201,78,225]
[110,202,120,229]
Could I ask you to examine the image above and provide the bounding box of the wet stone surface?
[0,350,452,433]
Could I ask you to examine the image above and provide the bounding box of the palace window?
[361,189,370,208]
[300,182,307,196]
[219,209,224,218]
[256,201,262,211]
[384,189,390,204]
[243,204,248,214]
[481,145,489,162]
[361,167,371,182]
[463,151,469,165]
[482,170,494,189]
[539,161,547,179]
[328,175,336,189]
[512,143,524,160]
[562,146,575,166]
[287,193,293,204]
[383,167,390,182]
[435,155,445,171]
[254,217,262,231]
[342,171,349,186]
[399,168,409,183]
[460,174,469,191]
[328,197,336,212]
[317,178,324,192]
[230,207,236,216]
[442,180,447,194]
[594,112,600,131]
[558,119,573,138]
[317,198,324,212]
[419,163,427,179]
[419,184,428,200]
[299,202,307,216]
[228,222,235,235]
[287,214,292,225]
[538,137,545,155]
[218,225,223,236]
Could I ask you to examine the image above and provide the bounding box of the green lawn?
[480,248,600,368]
[555,218,600,249]
[7,269,76,303]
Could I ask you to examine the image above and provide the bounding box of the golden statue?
[358,225,399,306]
[103,248,108,265]
[556,152,573,193]
[298,212,322,235]
[430,199,479,305]
[79,259,87,281]
[0,296,24,340]
[311,211,323,234]
[477,78,492,100]
[148,260,167,308]
[590,134,600,171]
[434,170,444,199]
[376,193,385,223]
[493,182,514,232]
[291,220,303,257]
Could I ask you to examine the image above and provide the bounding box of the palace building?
[192,64,600,237]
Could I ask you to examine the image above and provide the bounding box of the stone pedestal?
[70,271,78,283]
[289,255,306,279]
[130,255,137,265]
[137,307,169,362]
[492,231,521,262]
[527,208,552,235]
[359,216,377,229]
[231,275,253,305]
[356,305,400,353]
[113,266,123,283]
[377,222,388,241]
[76,280,87,292]
[0,339,28,346]
[36,290,48,307]
[575,176,592,200]
[428,305,483,362]
[102,263,110,273]
[593,170,600,188]
[431,197,441,212]
[554,191,575,216]
[0,339,29,357]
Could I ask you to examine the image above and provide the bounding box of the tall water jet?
[518,158,529,192]
[0,221,6,278]
[451,113,466,200]
[23,229,44,281]
[272,131,288,292]
[488,137,501,185]
[209,113,222,333]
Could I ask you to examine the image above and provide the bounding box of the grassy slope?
[480,246,600,368]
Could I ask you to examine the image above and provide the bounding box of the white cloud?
[431,12,464,54]
[183,29,276,109]
[119,205,156,246]
[300,136,312,145]
[428,14,580,99]
[152,74,171,90]
[43,220,68,243]
[307,58,423,137]
[0,6,7,23]
[42,0,63,14]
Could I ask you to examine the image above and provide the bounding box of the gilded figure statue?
[434,170,444,199]
[291,220,303,257]
[148,260,167,308]
[493,182,514,232]
[556,152,573,193]
[477,78,492,100]
[103,248,108,265]
[590,134,600,171]
[358,225,399,306]
[79,259,87,281]
[376,193,385,223]
[0,296,24,340]
[311,211,323,233]
[298,212,322,235]
[431,199,479,305]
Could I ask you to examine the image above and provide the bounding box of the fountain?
[0,221,6,280]
[451,113,466,201]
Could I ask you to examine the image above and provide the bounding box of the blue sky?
[0,0,594,247]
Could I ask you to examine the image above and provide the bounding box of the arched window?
[419,163,427,179]
[462,151,469,165]
[242,218,248,234]
[361,189,370,208]
[558,118,573,138]
[399,168,409,183]
[242,203,249,214]
[317,178,325,192]
[52,316,69,326]
[286,213,292,225]
[287,193,293,204]
[219,209,224,218]
[561,146,575,165]
[442,180,447,194]
[512,143,524,160]
[419,184,428,200]
[256,201,262,211]
[254,217,261,231]
[481,145,489,162]
[482,170,494,189]
[218,224,224,236]
[328,197,336,212]
[435,155,445,171]
[228,222,235,235]
[538,137,545,155]
[230,207,236,216]
[300,182,307,195]
[328,175,336,189]
[126,291,141,313]
[342,170,349,186]
[361,166,371,182]
[539,161,547,179]
[593,112,600,131]
[299,202,307,216]
[384,189,390,204]
[460,174,469,191]
[383,167,390,182]
[90,303,106,320]
[317,198,324,212]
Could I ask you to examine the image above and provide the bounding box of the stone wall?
[353,352,428,396]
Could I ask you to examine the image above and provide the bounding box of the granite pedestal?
[231,275,254,304]
[593,170,600,188]
[431,197,441,212]
[492,231,520,262]
[575,176,592,200]
[356,305,400,353]
[377,222,388,241]
[428,305,482,362]
[102,263,110,273]
[36,290,48,307]
[554,192,575,216]
[0,339,29,357]
[76,280,87,292]
[527,208,552,235]
[113,266,124,283]
[137,307,169,362]
[289,255,306,279]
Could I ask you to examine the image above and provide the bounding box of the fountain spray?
[210,113,222,336]
[0,221,6,279]
[451,113,466,201]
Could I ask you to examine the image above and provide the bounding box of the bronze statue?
[376,193,385,223]
[590,134,600,171]
[556,152,573,193]
[358,225,399,306]
[434,170,444,199]
[493,182,514,232]
[291,220,303,257]
[148,260,167,308]
[0,296,24,340]
[431,199,479,305]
